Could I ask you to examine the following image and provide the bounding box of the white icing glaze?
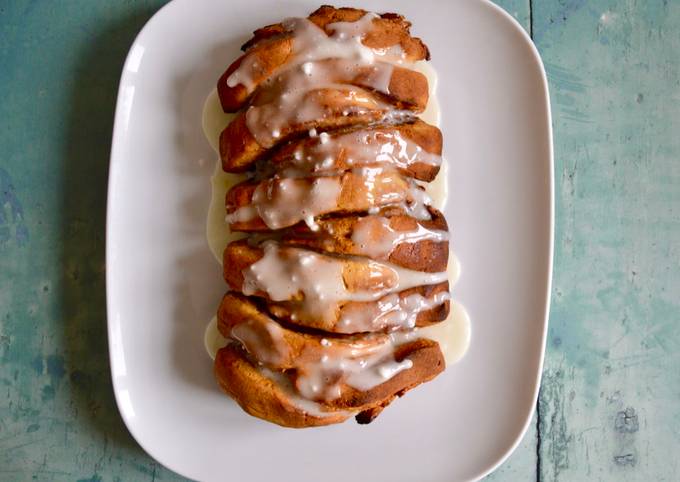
[349,166,433,221]
[404,181,434,219]
[202,90,246,262]
[258,366,355,418]
[295,344,414,400]
[205,256,469,369]
[204,316,228,360]
[226,61,256,90]
[227,13,407,93]
[230,317,288,366]
[241,240,448,322]
[246,80,391,148]
[410,61,448,210]
[349,215,449,259]
[202,88,237,152]
[418,300,471,366]
[354,165,403,206]
[289,13,381,64]
[227,176,341,230]
[236,13,418,148]
[225,312,415,401]
[227,166,433,229]
[338,290,451,332]
[416,253,471,365]
[267,127,441,182]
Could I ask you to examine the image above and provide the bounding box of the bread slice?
[266,282,450,334]
[223,239,406,297]
[220,87,418,173]
[217,292,391,367]
[218,5,430,112]
[214,337,444,427]
[215,292,445,426]
[222,241,449,333]
[214,345,352,428]
[223,239,445,295]
[281,207,449,272]
[225,170,423,231]
[263,119,442,182]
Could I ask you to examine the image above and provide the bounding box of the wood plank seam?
[527,3,542,482]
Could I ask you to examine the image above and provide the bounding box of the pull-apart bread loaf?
[212,5,451,428]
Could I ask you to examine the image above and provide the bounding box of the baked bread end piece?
[215,345,352,428]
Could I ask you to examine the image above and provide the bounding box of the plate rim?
[105,0,554,480]
[465,5,554,480]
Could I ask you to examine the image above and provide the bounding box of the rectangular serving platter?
[106,1,553,480]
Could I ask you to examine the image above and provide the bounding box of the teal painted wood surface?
[534,1,680,480]
[0,1,678,480]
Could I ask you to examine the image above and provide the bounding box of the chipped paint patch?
[615,407,639,433]
[613,452,637,467]
[539,369,572,479]
[0,168,29,248]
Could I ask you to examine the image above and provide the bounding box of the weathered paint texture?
[493,0,680,480]
[0,2,184,480]
[532,0,680,480]
[0,1,678,481]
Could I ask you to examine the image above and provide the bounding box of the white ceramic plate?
[106,1,553,480]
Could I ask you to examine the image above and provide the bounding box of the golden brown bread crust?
[225,170,418,231]
[218,5,430,112]
[222,239,262,290]
[218,36,292,113]
[220,87,417,173]
[265,119,442,182]
[214,345,352,428]
[281,207,449,272]
[214,337,445,427]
